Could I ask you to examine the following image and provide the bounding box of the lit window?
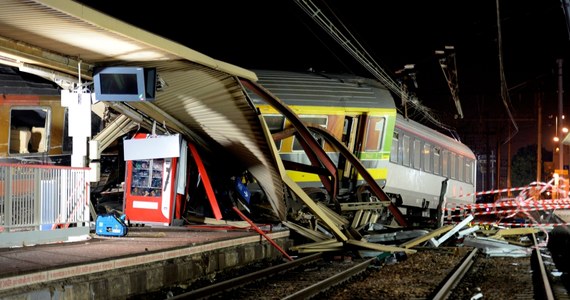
[402,135,410,166]
[9,107,49,154]
[450,153,456,179]
[433,147,440,175]
[390,131,399,163]
[413,139,421,169]
[263,115,286,150]
[423,143,431,172]
[364,116,385,151]
[442,150,448,177]
[292,116,327,151]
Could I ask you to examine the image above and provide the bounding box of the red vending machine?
[123,133,184,226]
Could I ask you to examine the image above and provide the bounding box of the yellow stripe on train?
[286,168,388,183]
[357,168,388,181]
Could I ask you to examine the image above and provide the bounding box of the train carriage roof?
[0,0,288,220]
[0,65,59,95]
[250,70,396,109]
[396,114,476,159]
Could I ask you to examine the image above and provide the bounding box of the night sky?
[76,0,570,154]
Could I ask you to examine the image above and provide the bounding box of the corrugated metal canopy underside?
[0,0,287,220]
[0,0,257,81]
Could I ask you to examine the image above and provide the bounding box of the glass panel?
[390,132,399,163]
[9,107,49,154]
[433,147,440,175]
[131,159,163,197]
[457,156,464,181]
[292,116,327,151]
[263,115,285,150]
[442,150,448,177]
[413,139,421,169]
[63,108,72,152]
[465,159,472,183]
[450,153,456,179]
[364,116,385,151]
[423,143,431,172]
[402,135,410,166]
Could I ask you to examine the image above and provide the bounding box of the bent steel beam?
[307,125,408,227]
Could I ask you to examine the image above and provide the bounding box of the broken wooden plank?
[290,239,344,252]
[282,221,330,242]
[185,215,250,228]
[399,225,454,249]
[429,215,473,247]
[347,239,417,254]
[491,227,539,238]
[316,202,350,226]
[340,201,390,211]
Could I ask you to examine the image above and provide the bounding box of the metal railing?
[0,163,90,247]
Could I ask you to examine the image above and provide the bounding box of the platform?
[0,225,292,299]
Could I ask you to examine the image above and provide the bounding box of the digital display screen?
[99,73,138,95]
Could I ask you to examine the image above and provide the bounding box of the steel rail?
[533,233,555,300]
[431,247,478,300]
[170,253,323,300]
[281,257,377,300]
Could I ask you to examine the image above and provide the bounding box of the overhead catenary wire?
[496,0,519,144]
[295,0,400,94]
[294,0,458,136]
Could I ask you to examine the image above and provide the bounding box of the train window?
[413,139,421,169]
[450,153,456,179]
[390,131,399,163]
[364,116,385,151]
[402,135,411,166]
[442,150,448,177]
[62,108,72,152]
[457,155,464,181]
[262,115,286,150]
[292,116,327,151]
[465,159,473,184]
[9,107,49,154]
[433,147,440,175]
[423,143,431,172]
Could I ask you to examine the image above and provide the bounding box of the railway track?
[167,248,476,299]
[163,234,561,299]
[447,233,557,300]
[169,252,374,300]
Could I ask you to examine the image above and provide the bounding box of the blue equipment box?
[96,214,128,237]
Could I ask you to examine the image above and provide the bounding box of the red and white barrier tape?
[455,180,551,199]
[444,199,570,210]
[444,220,569,227]
[470,205,570,216]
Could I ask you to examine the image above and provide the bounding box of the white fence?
[0,163,90,247]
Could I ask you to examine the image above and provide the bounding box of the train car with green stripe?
[247,69,477,227]
[248,69,397,195]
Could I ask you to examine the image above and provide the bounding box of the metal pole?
[537,92,542,182]
[558,58,564,171]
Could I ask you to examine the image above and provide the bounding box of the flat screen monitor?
[93,66,157,101]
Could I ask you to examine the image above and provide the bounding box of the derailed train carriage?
[246,70,477,227]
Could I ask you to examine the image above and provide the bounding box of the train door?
[338,115,360,189]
